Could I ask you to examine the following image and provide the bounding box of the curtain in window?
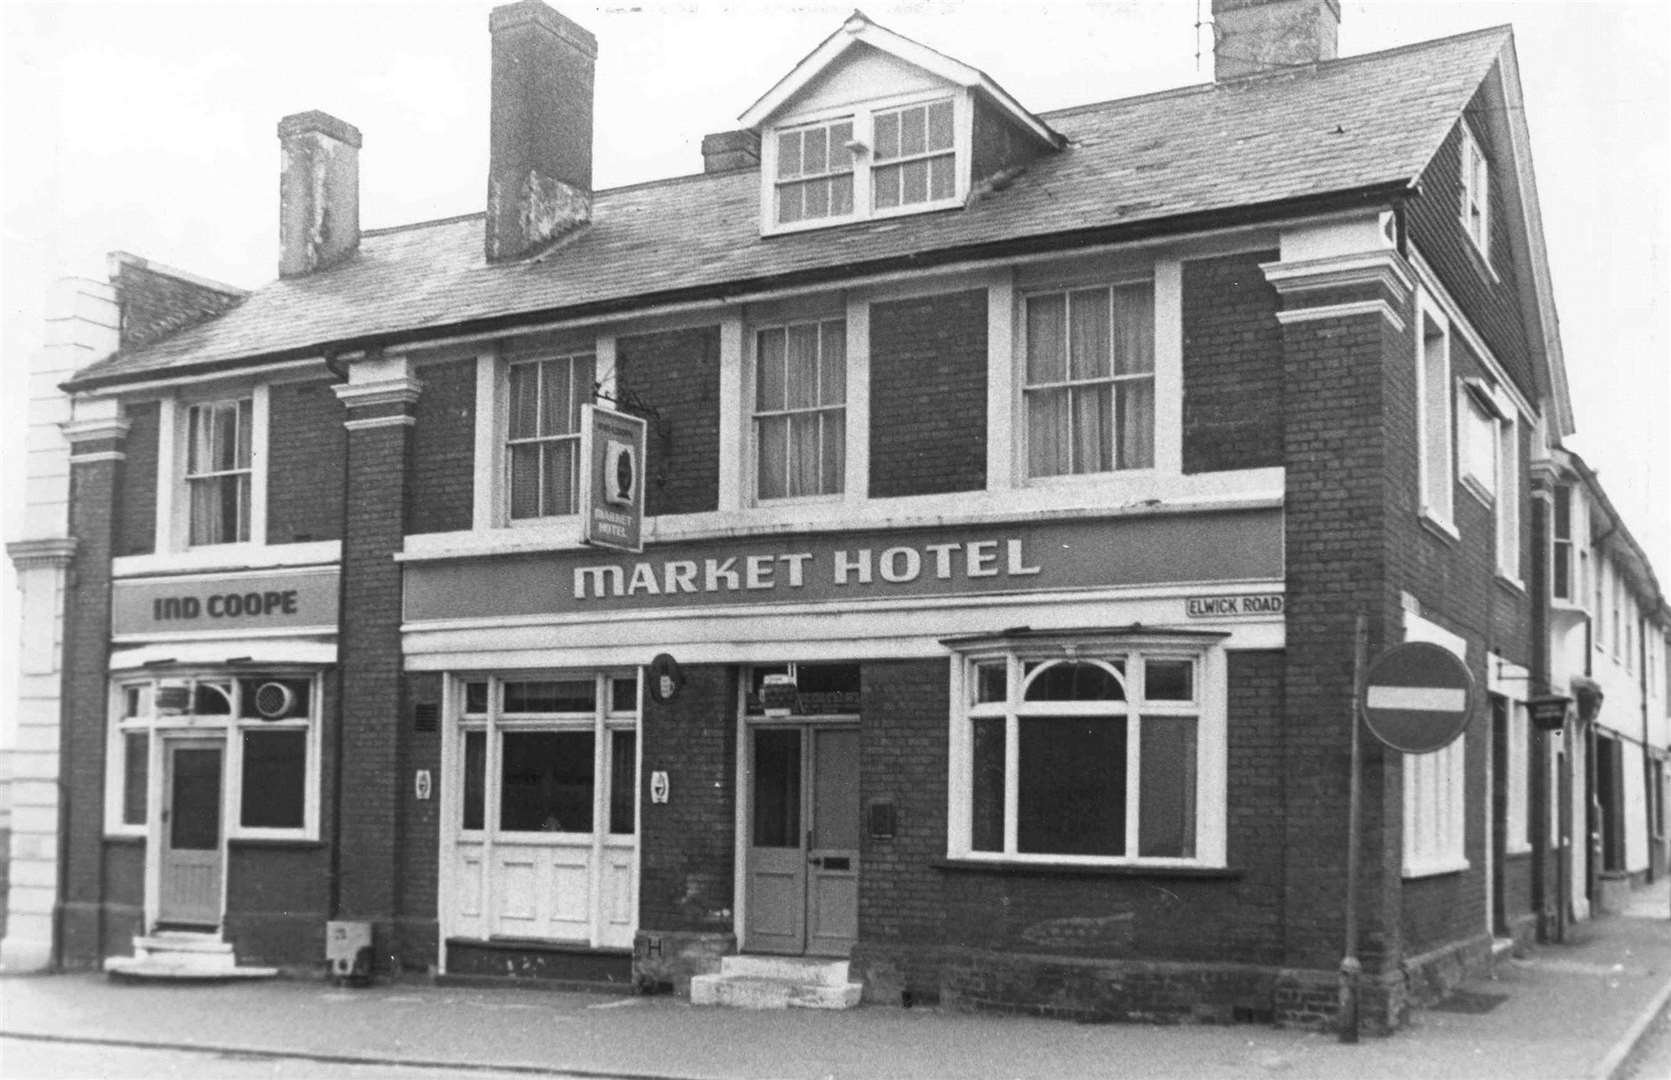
[508,356,592,518]
[1026,294,1070,476]
[756,321,844,499]
[187,400,252,545]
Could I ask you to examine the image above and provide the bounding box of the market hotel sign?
[404,508,1285,622]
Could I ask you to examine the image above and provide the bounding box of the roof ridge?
[362,211,483,238]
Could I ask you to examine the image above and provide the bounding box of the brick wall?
[59,455,121,966]
[868,291,987,498]
[267,379,346,544]
[616,326,722,517]
[638,664,735,932]
[398,672,444,967]
[1182,251,1285,473]
[112,260,242,350]
[116,401,158,556]
[408,360,476,535]
[1406,76,1535,401]
[225,844,330,967]
[335,412,412,956]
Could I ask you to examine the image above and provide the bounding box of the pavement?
[2,882,1668,1080]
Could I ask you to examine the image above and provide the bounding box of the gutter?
[63,179,1413,394]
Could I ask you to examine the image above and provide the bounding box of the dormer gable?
[740,10,1063,235]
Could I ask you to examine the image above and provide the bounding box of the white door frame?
[147,732,228,931]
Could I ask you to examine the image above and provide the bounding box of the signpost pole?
[1339,613,1368,1044]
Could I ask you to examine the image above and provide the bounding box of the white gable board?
[777,44,954,120]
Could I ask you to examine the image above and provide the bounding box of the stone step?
[717,954,851,986]
[690,973,863,1010]
[135,932,235,956]
[105,955,278,982]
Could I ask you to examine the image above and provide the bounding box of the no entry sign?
[1361,641,1475,753]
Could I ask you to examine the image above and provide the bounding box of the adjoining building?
[5,0,1664,1030]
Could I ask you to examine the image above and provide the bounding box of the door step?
[690,955,863,1010]
[105,931,277,982]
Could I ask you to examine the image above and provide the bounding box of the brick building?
[6,0,1654,1031]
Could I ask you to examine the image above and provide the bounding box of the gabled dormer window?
[872,99,954,210]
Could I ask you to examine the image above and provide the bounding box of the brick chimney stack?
[278,111,362,277]
[1211,0,1340,81]
[486,0,597,263]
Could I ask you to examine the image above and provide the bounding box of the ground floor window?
[947,634,1226,867]
[1404,736,1467,877]
[447,671,640,949]
[104,671,321,840]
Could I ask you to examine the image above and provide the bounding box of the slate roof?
[70,25,1512,391]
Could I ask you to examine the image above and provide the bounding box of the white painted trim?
[1260,251,1414,299]
[717,317,745,513]
[78,358,331,397]
[153,392,177,556]
[472,350,499,531]
[344,415,417,431]
[67,450,125,464]
[113,626,337,645]
[1415,289,1455,532]
[985,269,1016,493]
[249,384,270,546]
[109,639,338,669]
[1153,259,1184,476]
[1406,250,1536,424]
[60,415,132,443]
[1274,301,1406,334]
[113,540,340,578]
[844,295,870,502]
[332,378,423,409]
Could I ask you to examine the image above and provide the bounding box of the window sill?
[1495,574,1526,596]
[1459,475,1494,509]
[228,835,324,848]
[103,831,146,843]
[1505,844,1533,859]
[933,858,1239,879]
[113,540,342,578]
[1403,857,1470,880]
[1460,228,1501,285]
[1418,512,1460,544]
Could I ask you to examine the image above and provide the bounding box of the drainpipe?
[324,351,351,921]
[1529,493,1551,939]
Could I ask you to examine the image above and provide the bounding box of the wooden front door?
[744,724,860,956]
[159,739,224,927]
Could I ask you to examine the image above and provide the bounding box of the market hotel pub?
[6,0,1668,1032]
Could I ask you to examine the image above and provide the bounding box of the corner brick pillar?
[331,356,422,965]
[1263,242,1415,1029]
[57,408,132,967]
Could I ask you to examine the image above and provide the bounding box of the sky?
[1,0,1668,729]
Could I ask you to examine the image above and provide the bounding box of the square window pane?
[123,732,149,826]
[503,679,595,713]
[463,730,486,831]
[610,730,637,835]
[509,364,539,439]
[463,681,488,715]
[509,443,542,519]
[777,182,804,224]
[543,439,577,516]
[874,163,901,209]
[974,661,1007,704]
[1071,385,1112,473]
[1069,289,1111,380]
[757,415,788,500]
[1144,660,1193,701]
[756,328,786,411]
[540,359,570,438]
[830,173,853,215]
[1018,717,1125,856]
[1116,380,1155,470]
[790,412,821,495]
[900,106,926,156]
[804,126,827,175]
[785,324,819,409]
[971,717,1005,852]
[875,111,900,161]
[1026,387,1071,478]
[927,100,953,151]
[611,677,638,714]
[777,131,800,179]
[500,731,594,833]
[1026,294,1067,383]
[820,412,845,495]
[1138,717,1197,857]
[901,159,928,205]
[929,155,955,200]
[830,123,853,172]
[1113,283,1155,375]
[819,322,846,405]
[241,729,307,830]
[805,177,829,219]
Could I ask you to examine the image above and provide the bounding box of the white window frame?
[1506,700,1530,855]
[1495,406,1520,582]
[760,90,971,236]
[1459,123,1491,262]
[1416,294,1455,534]
[1402,613,1469,877]
[946,635,1227,868]
[156,387,270,554]
[503,350,597,523]
[103,671,323,841]
[1552,484,1575,602]
[746,314,849,505]
[1457,386,1497,505]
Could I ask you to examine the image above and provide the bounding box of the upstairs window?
[186,399,252,546]
[1460,124,1490,259]
[775,118,855,226]
[754,319,846,500]
[1416,300,1453,528]
[872,99,954,211]
[1024,282,1155,478]
[1552,485,1574,601]
[507,353,594,520]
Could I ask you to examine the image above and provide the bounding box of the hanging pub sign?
[578,404,647,554]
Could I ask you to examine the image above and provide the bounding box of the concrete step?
[690,972,863,1010]
[105,956,278,982]
[716,954,851,986]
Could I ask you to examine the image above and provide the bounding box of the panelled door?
[745,724,860,956]
[158,738,224,926]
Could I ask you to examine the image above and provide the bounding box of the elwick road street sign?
[1360,641,1476,754]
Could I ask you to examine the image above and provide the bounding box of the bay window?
[1023,282,1155,478]
[951,638,1224,866]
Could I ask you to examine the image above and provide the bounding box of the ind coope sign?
[112,568,339,636]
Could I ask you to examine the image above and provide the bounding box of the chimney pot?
[1211,0,1340,82]
[486,0,597,263]
[278,110,362,277]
